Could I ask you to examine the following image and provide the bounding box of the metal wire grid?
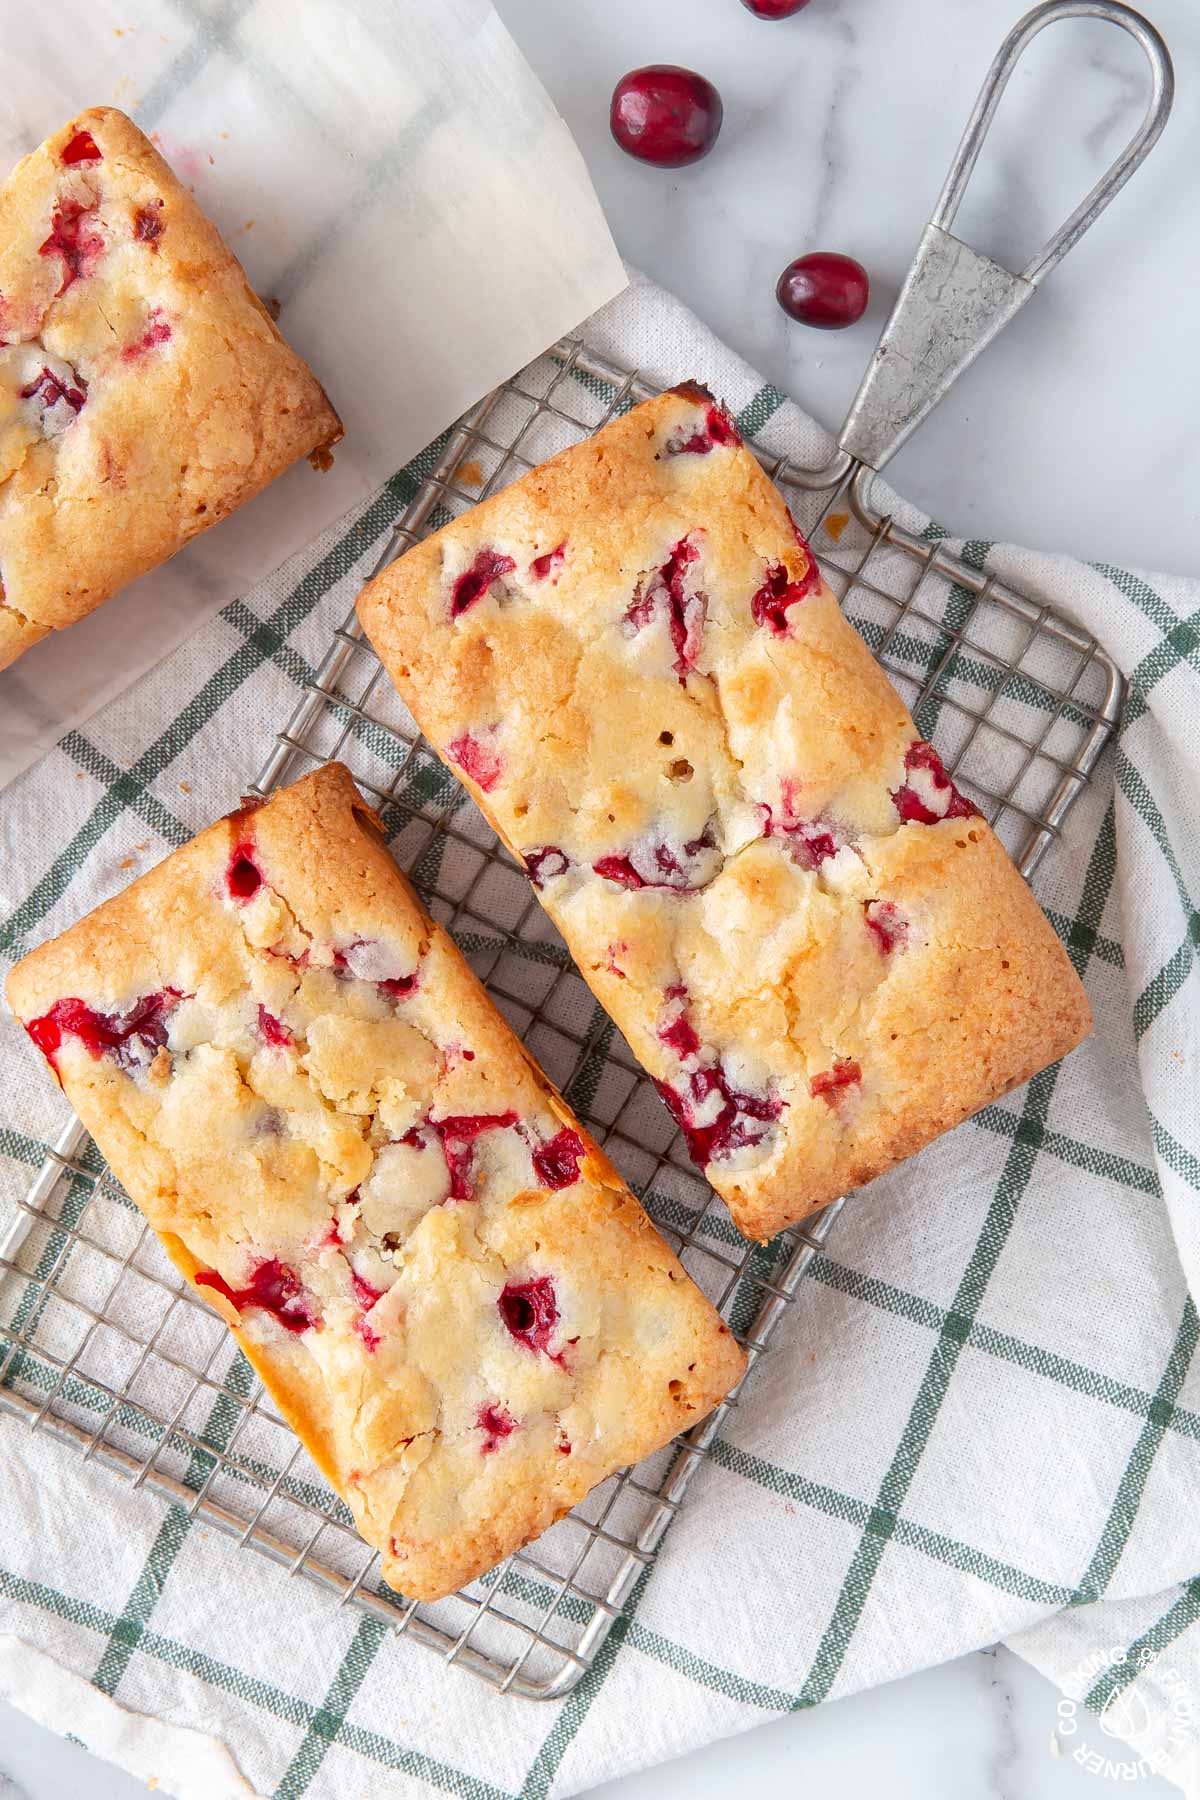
[0,335,1124,1704]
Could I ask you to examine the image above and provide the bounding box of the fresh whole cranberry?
[610,66,723,168]
[777,253,870,330]
[741,0,813,15]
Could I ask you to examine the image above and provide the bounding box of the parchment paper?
[0,0,625,787]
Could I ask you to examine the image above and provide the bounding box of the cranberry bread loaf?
[6,764,744,1600]
[357,384,1091,1243]
[0,107,341,670]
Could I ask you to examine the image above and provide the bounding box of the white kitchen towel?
[0,0,625,789]
[0,268,1198,1799]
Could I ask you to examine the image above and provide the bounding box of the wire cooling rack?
[0,336,1124,1701]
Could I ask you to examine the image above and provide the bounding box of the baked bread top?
[6,764,744,1599]
[358,385,1092,1239]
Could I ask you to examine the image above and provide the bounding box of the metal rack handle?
[839,0,1174,471]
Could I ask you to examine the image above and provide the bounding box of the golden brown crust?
[357,388,1091,1241]
[0,107,341,668]
[6,765,744,1600]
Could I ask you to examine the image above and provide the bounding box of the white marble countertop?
[0,1648,1184,1799]
[502,0,1199,580]
[3,0,1196,1795]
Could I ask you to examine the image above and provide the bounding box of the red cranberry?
[865,900,908,955]
[610,66,723,168]
[531,1129,585,1190]
[593,823,718,893]
[760,791,846,870]
[892,741,977,825]
[530,543,566,581]
[741,0,813,15]
[20,365,86,415]
[451,547,515,618]
[27,990,182,1075]
[624,535,706,682]
[525,846,570,889]
[432,1111,520,1201]
[195,1258,316,1334]
[750,559,820,634]
[61,129,102,165]
[605,943,628,979]
[664,406,741,456]
[594,854,644,890]
[651,989,783,1165]
[448,731,503,792]
[378,972,418,999]
[777,253,870,330]
[39,200,103,295]
[658,989,701,1059]
[226,845,262,900]
[657,1070,781,1166]
[478,1402,516,1452]
[498,1277,561,1358]
[257,1005,292,1048]
[810,1059,862,1103]
[659,1013,701,1059]
[355,1314,382,1353]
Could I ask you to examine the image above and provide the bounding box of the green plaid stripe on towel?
[1,269,1198,1799]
